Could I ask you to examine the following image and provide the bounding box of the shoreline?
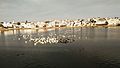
[0,25,120,31]
[1,17,120,31]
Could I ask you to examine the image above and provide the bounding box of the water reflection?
[0,27,120,46]
[1,27,120,68]
[0,31,6,46]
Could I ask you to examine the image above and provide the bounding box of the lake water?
[0,27,120,68]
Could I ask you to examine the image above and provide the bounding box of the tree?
[45,21,51,23]
[17,22,21,25]
[0,22,4,27]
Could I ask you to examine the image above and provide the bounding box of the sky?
[0,0,120,22]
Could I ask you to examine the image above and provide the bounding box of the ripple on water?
[96,57,120,68]
[24,62,54,68]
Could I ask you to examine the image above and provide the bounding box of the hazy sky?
[0,0,120,21]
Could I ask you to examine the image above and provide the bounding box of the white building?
[94,18,108,25]
[2,22,13,28]
[107,19,120,26]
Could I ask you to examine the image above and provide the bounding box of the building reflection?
[0,27,109,46]
[77,27,95,40]
[94,27,108,40]
[104,27,108,39]
[0,31,6,46]
[87,27,95,39]
[17,28,76,45]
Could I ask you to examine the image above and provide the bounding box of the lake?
[0,27,120,68]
